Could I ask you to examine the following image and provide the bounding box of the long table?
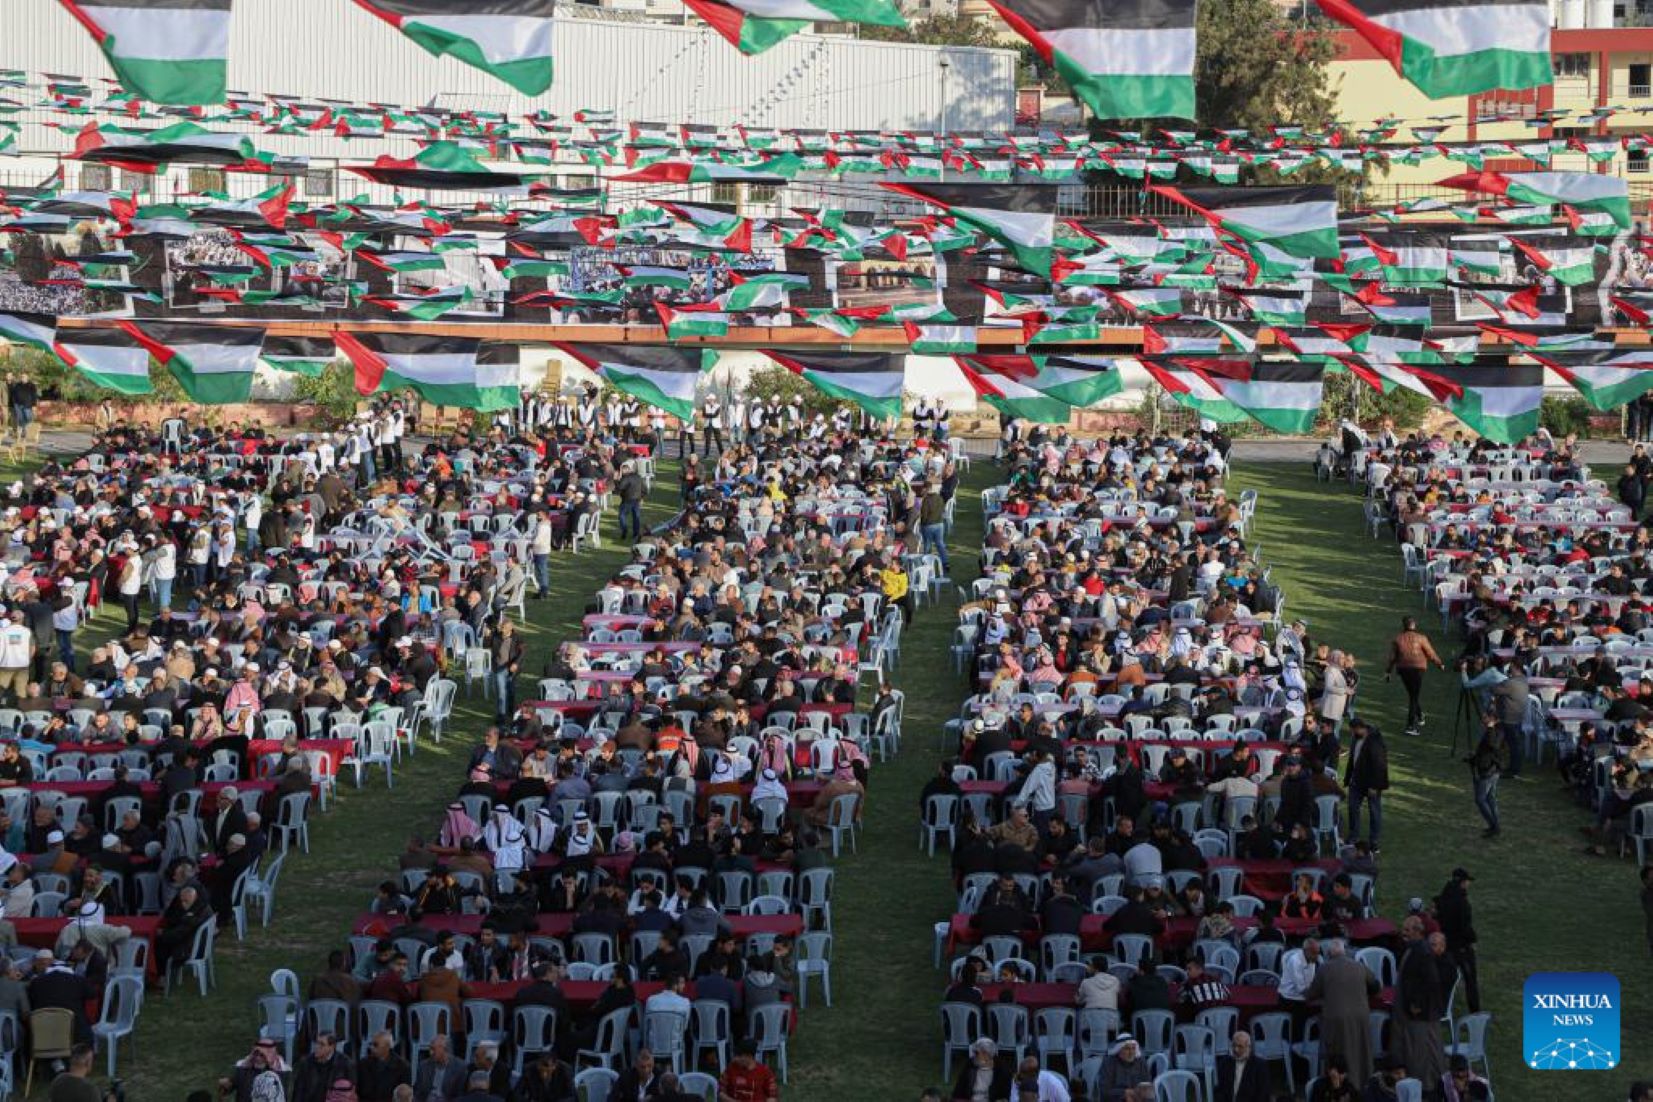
[352,911,804,941]
[973,980,1395,1018]
[946,913,1398,955]
[11,915,161,979]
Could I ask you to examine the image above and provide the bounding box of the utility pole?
[939,54,951,180]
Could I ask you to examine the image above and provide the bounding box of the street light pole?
[939,55,951,180]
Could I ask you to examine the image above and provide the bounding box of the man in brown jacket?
[1385,616,1445,736]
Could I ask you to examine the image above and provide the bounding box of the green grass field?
[67,456,1648,1100]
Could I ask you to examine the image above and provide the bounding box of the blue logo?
[1524,973,1620,1070]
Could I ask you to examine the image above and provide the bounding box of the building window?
[711,182,741,206]
[1630,149,1650,174]
[563,174,595,191]
[304,167,333,198]
[188,167,226,193]
[80,164,112,191]
[1632,62,1652,97]
[119,170,153,196]
[747,183,779,204]
[1554,52,1590,78]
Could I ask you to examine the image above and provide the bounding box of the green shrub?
[1541,394,1594,439]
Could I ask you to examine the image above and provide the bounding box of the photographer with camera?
[1465,714,1510,840]
[1461,654,1531,780]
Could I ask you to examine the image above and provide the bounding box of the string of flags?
[45,0,1555,111]
[8,305,1641,445]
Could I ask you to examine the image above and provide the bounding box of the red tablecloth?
[974,981,1394,1018]
[21,779,281,813]
[948,913,1398,955]
[1207,857,1340,901]
[11,915,161,978]
[248,738,354,775]
[353,912,804,941]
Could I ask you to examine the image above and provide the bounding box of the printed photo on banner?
[1450,231,1572,323]
[827,255,945,311]
[0,222,132,318]
[162,230,356,314]
[393,234,508,318]
[567,244,791,327]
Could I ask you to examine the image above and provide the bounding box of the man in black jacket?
[1435,868,1480,1013]
[291,1033,355,1102]
[614,1049,663,1100]
[1214,1030,1272,1102]
[1343,717,1390,853]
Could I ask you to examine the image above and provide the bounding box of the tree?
[861,14,1003,49]
[1193,0,1340,133]
[291,363,363,425]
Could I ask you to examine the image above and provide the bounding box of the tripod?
[1450,685,1482,759]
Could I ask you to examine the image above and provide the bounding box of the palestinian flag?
[356,250,448,274]
[614,161,788,185]
[1106,286,1183,318]
[798,308,863,337]
[1274,328,1358,363]
[984,0,1196,121]
[1226,287,1307,327]
[1353,286,1432,326]
[955,357,1072,423]
[469,342,523,412]
[117,320,261,403]
[555,343,709,420]
[1475,324,1611,353]
[719,271,808,311]
[880,182,1058,276]
[260,335,334,377]
[347,143,532,191]
[337,331,500,408]
[1441,170,1631,229]
[904,322,977,354]
[1450,241,1503,278]
[762,349,904,418]
[655,304,730,339]
[1312,0,1550,98]
[0,312,58,353]
[366,288,475,321]
[352,1,555,95]
[61,0,232,106]
[1509,237,1598,286]
[680,0,905,55]
[653,201,753,251]
[1564,205,1620,237]
[620,266,695,291]
[70,120,258,170]
[53,326,152,394]
[1026,354,1124,405]
[1151,185,1340,259]
[1026,317,1101,344]
[1425,361,1544,442]
[234,236,317,269]
[1362,230,1449,285]
[1208,360,1326,433]
[1143,326,1224,356]
[1538,350,1653,410]
[1139,358,1249,422]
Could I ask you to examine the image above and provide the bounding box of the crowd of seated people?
[1353,428,1653,940]
[279,417,957,1099]
[922,427,1474,1102]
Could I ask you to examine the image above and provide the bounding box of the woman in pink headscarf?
[437,801,480,848]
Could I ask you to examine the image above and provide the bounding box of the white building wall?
[2,0,1015,160]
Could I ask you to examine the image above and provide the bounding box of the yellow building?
[1328,27,1653,199]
